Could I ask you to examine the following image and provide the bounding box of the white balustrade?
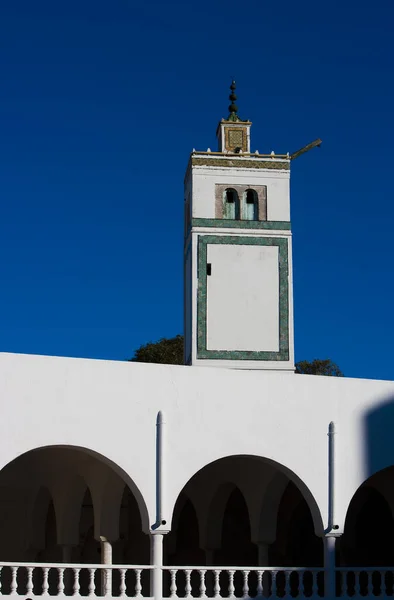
[9,563,394,598]
[336,568,394,597]
[0,562,153,597]
[162,567,323,598]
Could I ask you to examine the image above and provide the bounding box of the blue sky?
[0,0,393,379]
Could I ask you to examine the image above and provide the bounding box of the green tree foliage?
[130,335,343,377]
[130,335,184,365]
[295,359,343,376]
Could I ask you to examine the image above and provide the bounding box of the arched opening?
[0,446,149,565]
[223,189,240,220]
[342,467,394,567]
[244,189,258,221]
[168,455,323,569]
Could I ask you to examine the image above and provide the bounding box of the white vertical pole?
[328,422,336,530]
[324,535,336,599]
[156,411,166,526]
[325,421,338,598]
[152,411,167,600]
[152,533,164,600]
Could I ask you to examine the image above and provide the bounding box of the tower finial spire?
[228,79,238,120]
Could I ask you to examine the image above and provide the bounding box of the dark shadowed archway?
[167,455,324,568]
[342,468,394,567]
[0,445,149,564]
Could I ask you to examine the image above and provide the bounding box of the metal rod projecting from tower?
[290,138,322,160]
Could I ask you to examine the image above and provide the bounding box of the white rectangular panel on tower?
[206,244,280,352]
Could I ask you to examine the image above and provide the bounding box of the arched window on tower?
[243,189,258,221]
[223,188,240,220]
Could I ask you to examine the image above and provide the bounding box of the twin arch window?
[224,188,258,221]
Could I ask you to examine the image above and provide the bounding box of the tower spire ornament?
[228,80,239,121]
[216,80,251,153]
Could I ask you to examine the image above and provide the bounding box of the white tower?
[184,81,294,372]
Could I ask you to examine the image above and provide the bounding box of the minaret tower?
[184,82,294,371]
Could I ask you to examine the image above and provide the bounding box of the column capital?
[325,531,342,538]
[150,528,170,536]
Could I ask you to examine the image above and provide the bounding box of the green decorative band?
[197,235,289,361]
[192,218,291,230]
[192,157,290,170]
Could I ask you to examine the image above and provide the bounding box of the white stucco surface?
[190,165,290,222]
[206,244,279,351]
[1,351,394,540]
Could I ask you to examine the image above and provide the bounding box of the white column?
[100,536,112,596]
[151,532,164,600]
[324,534,337,599]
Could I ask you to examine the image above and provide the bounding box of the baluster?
[312,570,319,597]
[170,570,177,598]
[27,567,33,595]
[388,569,393,596]
[364,571,371,597]
[199,570,206,598]
[58,568,65,595]
[0,566,2,595]
[119,569,126,597]
[214,570,221,599]
[380,570,385,597]
[299,571,305,597]
[185,570,192,598]
[135,569,142,598]
[271,570,277,598]
[88,569,95,597]
[284,570,291,597]
[354,570,360,597]
[11,567,17,594]
[242,570,250,599]
[43,568,50,595]
[228,570,235,599]
[103,567,111,596]
[257,570,263,597]
[73,568,80,596]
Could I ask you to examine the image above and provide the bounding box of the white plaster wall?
[0,352,394,540]
[206,244,279,352]
[191,165,290,222]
